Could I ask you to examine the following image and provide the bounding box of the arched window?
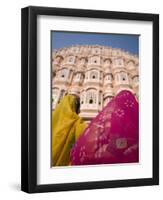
[115,58,124,66]
[67,56,75,63]
[104,59,111,65]
[90,56,100,65]
[105,74,112,81]
[118,59,123,65]
[90,71,98,80]
[73,73,81,81]
[89,99,93,104]
[60,69,68,79]
[55,56,63,64]
[120,72,128,82]
[79,58,85,65]
[86,89,97,104]
[95,49,100,54]
[127,60,135,67]
[92,48,100,55]
[108,74,112,80]
[69,57,73,62]
[99,91,103,105]
[133,76,139,83]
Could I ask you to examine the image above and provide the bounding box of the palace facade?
[52,45,139,122]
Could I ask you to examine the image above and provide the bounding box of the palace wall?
[52,45,139,122]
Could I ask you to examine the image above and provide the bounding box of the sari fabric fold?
[52,95,87,166]
[70,90,139,165]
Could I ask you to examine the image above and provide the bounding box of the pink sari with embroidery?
[70,90,139,165]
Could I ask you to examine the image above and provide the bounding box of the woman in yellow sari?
[52,94,87,166]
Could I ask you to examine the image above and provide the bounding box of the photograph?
[51,31,139,167]
[21,6,159,193]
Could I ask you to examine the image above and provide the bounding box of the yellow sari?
[52,95,87,166]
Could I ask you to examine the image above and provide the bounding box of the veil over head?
[70,90,139,165]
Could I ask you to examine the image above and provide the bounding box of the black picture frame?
[21,6,159,193]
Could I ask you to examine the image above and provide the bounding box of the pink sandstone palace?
[52,45,139,122]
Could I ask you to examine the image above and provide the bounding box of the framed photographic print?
[21,6,159,193]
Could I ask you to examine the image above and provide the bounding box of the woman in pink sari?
[70,90,139,165]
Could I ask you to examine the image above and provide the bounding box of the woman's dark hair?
[70,94,80,114]
[75,97,80,114]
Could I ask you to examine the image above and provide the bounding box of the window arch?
[104,59,111,65]
[115,58,124,66]
[127,60,135,67]
[105,74,112,81]
[90,56,100,65]
[86,89,97,104]
[79,57,86,65]
[60,69,69,79]
[73,73,81,81]
[133,75,139,83]
[99,91,103,105]
[120,72,128,82]
[93,48,100,54]
[90,71,98,80]
[55,56,63,64]
[69,57,73,62]
[67,56,75,64]
[89,99,93,104]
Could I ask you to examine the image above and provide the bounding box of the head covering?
[70,90,139,165]
[52,95,87,166]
